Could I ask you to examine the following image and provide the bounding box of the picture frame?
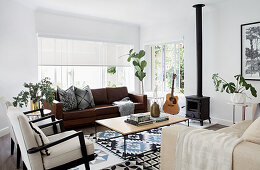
[241,21,260,81]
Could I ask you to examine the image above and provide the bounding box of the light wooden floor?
[0,124,225,170]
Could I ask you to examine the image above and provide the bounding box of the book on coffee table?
[124,119,153,126]
[150,113,169,122]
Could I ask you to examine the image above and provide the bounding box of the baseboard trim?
[0,127,9,137]
[211,117,233,126]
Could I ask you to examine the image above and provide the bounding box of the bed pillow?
[74,85,95,110]
[57,86,77,111]
[242,117,260,144]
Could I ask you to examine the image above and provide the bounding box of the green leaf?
[129,49,133,54]
[138,50,145,59]
[127,57,131,62]
[133,60,139,66]
[140,60,147,70]
[250,86,257,97]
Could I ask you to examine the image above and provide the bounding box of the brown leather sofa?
[43,87,147,129]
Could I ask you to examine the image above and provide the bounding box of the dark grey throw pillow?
[74,85,95,110]
[57,86,77,111]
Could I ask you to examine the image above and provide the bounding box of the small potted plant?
[13,77,55,109]
[212,74,257,103]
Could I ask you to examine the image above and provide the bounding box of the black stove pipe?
[193,4,205,97]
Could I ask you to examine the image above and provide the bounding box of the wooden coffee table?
[95,113,189,159]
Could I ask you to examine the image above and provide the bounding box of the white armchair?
[7,106,95,170]
[0,97,20,168]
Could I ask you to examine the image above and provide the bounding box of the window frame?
[151,41,184,93]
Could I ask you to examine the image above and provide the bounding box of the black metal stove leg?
[200,121,203,126]
[209,118,211,124]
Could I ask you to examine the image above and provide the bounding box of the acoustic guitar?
[163,73,180,114]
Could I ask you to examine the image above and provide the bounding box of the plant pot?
[231,93,246,104]
[30,100,40,110]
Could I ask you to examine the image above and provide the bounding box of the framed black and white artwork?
[241,22,260,80]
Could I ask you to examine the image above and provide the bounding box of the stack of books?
[125,113,153,126]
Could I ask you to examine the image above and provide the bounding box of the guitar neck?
[171,75,175,97]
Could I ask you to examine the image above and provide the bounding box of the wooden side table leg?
[242,106,246,121]
[233,105,235,124]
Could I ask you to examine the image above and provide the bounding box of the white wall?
[141,0,260,125]
[0,0,37,137]
[0,0,141,137]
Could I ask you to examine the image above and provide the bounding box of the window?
[151,42,184,93]
[38,37,134,91]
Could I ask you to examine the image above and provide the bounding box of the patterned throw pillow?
[74,85,95,110]
[57,86,77,111]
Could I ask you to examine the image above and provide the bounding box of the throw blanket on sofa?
[113,97,135,116]
[175,128,242,170]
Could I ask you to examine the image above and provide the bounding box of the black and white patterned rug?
[95,128,162,159]
[80,128,162,170]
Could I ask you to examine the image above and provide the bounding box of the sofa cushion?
[74,86,95,110]
[44,130,94,169]
[232,120,252,131]
[216,127,244,138]
[106,87,128,104]
[94,105,119,116]
[134,103,145,110]
[57,86,77,111]
[63,108,96,120]
[242,117,260,145]
[91,88,108,105]
[251,103,260,121]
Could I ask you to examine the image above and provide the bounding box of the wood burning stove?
[185,4,211,126]
[186,96,210,126]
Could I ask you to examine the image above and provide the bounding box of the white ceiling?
[16,0,227,26]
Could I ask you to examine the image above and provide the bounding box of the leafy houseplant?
[13,77,55,109]
[107,66,116,74]
[127,49,147,94]
[212,73,257,103]
[107,66,116,87]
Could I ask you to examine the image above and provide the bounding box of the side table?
[26,109,52,120]
[228,102,252,124]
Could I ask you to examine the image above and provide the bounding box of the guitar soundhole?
[169,97,177,104]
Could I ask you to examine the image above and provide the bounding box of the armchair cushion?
[43,130,94,169]
[35,118,61,136]
[242,117,260,145]
[22,115,50,155]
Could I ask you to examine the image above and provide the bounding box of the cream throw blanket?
[175,128,242,170]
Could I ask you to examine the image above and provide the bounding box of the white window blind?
[38,37,132,67]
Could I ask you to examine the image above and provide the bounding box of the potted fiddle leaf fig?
[127,49,147,94]
[13,77,55,109]
[212,73,257,103]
